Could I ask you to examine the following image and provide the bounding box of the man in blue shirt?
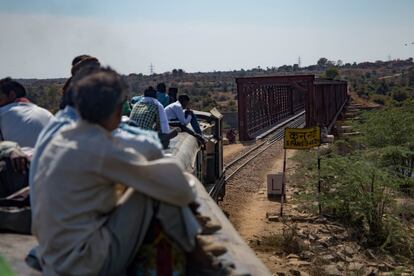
[156,83,170,107]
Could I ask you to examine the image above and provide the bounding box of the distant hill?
[17,58,414,113]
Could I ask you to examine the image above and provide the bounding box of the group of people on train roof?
[0,55,225,275]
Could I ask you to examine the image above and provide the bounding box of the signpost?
[281,127,321,216]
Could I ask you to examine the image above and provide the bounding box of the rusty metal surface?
[236,75,348,140]
[236,75,314,140]
[308,79,348,128]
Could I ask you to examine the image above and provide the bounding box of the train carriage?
[0,108,270,275]
[165,108,271,275]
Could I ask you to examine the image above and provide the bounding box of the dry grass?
[260,223,308,255]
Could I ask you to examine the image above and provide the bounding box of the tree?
[408,67,414,86]
[392,88,409,102]
[317,57,328,67]
[292,64,299,71]
[376,80,389,95]
[324,67,339,79]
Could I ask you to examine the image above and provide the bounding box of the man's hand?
[9,149,28,173]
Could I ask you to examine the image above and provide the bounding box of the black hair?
[73,68,127,124]
[60,63,102,109]
[168,87,178,94]
[178,94,190,103]
[0,77,26,98]
[156,83,166,93]
[144,86,157,98]
[72,55,92,66]
[71,57,100,76]
[168,87,178,103]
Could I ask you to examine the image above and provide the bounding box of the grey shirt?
[32,121,196,275]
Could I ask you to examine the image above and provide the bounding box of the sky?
[0,0,413,78]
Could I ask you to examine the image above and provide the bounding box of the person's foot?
[201,220,222,235]
[197,236,227,257]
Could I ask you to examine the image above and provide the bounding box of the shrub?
[320,155,398,243]
[260,223,307,255]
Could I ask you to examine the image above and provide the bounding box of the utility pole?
[149,63,155,75]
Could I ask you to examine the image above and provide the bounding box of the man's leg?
[189,114,202,135]
[99,188,154,276]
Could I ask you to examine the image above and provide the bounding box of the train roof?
[163,132,199,173]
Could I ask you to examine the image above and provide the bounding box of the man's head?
[144,86,157,98]
[168,87,178,96]
[156,83,166,93]
[0,77,27,107]
[71,54,92,66]
[73,68,127,131]
[178,94,190,109]
[71,57,100,76]
[60,57,101,109]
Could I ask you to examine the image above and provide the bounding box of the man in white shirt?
[0,78,53,147]
[165,95,203,138]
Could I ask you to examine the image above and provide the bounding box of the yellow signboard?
[284,127,321,149]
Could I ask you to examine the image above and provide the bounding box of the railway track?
[224,114,306,181]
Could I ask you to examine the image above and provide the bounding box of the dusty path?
[223,143,247,163]
[220,141,288,236]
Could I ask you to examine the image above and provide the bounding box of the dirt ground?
[223,143,247,164]
[221,141,414,275]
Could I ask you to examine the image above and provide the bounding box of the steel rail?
[224,115,305,181]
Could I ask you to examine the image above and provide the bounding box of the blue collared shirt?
[157,91,170,107]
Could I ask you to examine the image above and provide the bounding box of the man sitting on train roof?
[129,86,179,148]
[165,94,205,144]
[31,68,201,275]
[168,87,178,105]
[0,77,54,148]
[156,82,170,107]
[30,56,164,208]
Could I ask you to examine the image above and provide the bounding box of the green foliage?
[392,87,410,102]
[370,94,388,105]
[359,106,414,148]
[320,155,399,244]
[324,67,340,79]
[378,146,414,178]
[0,257,14,276]
[294,106,414,260]
[317,57,328,67]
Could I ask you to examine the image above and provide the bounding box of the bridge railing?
[236,75,348,140]
[307,79,348,131]
[236,75,314,141]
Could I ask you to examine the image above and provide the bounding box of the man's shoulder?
[50,122,111,153]
[32,104,54,117]
[165,101,179,109]
[5,102,53,116]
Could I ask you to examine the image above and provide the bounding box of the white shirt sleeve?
[172,103,192,125]
[156,101,171,134]
[101,145,196,206]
